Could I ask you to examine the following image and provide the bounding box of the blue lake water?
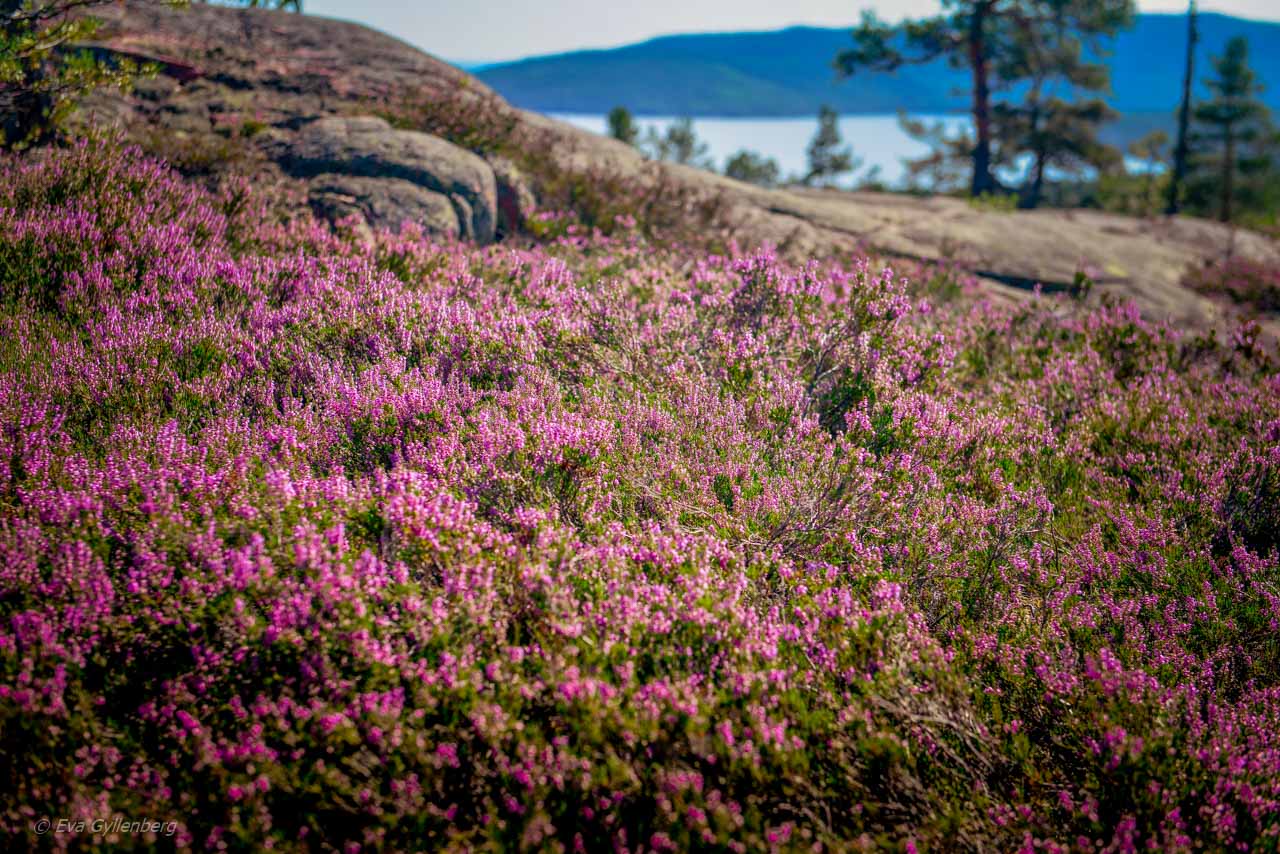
[550,113,971,188]
[549,113,1160,187]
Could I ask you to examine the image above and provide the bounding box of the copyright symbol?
[34,819,50,834]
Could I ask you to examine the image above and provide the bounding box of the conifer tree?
[1128,129,1170,214]
[898,115,975,193]
[837,2,1010,196]
[1,0,163,147]
[993,0,1132,208]
[1166,0,1197,214]
[805,105,858,187]
[724,149,781,187]
[1187,36,1272,223]
[643,117,712,169]
[607,106,639,146]
[838,0,1133,200]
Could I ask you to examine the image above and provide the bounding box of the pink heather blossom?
[0,138,1276,854]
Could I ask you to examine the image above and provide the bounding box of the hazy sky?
[304,1,1280,63]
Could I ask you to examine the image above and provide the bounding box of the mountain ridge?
[477,13,1280,117]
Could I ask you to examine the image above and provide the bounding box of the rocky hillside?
[84,0,1279,338]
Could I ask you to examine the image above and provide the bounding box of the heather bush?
[378,82,519,157]
[378,83,738,248]
[1,138,1278,851]
[1186,255,1280,315]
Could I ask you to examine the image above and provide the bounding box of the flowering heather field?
[1,139,1279,852]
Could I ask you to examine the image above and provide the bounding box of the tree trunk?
[1166,0,1197,215]
[1220,127,1234,222]
[969,0,996,197]
[1020,102,1044,210]
[1025,150,1047,209]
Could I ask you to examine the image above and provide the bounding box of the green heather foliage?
[1,138,1279,851]
[1185,254,1280,314]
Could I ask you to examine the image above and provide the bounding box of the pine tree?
[998,98,1121,207]
[805,105,858,187]
[724,150,781,187]
[993,0,1133,208]
[1127,129,1170,214]
[899,114,974,194]
[1166,0,1197,214]
[1,0,161,147]
[838,0,1133,200]
[643,118,712,169]
[1187,36,1271,223]
[607,106,639,147]
[836,2,1010,196]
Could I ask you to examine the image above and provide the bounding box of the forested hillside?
[478,13,1280,117]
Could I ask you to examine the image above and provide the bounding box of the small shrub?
[1186,255,1280,314]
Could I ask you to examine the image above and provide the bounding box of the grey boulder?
[307,173,460,239]
[282,116,496,242]
[485,154,537,237]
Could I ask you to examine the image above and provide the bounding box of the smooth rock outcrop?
[281,116,496,241]
[485,154,537,237]
[307,173,460,238]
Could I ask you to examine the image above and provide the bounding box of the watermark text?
[34,817,178,837]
